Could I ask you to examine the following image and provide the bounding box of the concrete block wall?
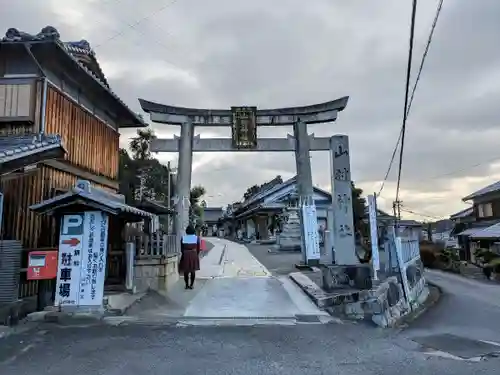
[134,255,179,294]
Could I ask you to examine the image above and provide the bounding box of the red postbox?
[27,250,58,280]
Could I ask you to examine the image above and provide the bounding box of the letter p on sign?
[61,214,83,235]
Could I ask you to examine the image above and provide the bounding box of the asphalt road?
[245,243,302,275]
[406,269,500,343]
[2,321,499,375]
[3,250,500,373]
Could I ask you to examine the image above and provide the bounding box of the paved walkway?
[126,238,332,325]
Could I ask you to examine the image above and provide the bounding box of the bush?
[484,257,500,279]
[420,247,437,268]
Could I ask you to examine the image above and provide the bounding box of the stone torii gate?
[139,97,357,266]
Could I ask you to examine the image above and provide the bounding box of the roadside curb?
[395,282,442,329]
[289,271,334,309]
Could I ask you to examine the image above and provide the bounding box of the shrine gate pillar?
[175,119,194,240]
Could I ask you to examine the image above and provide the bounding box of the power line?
[87,0,189,72]
[400,207,444,220]
[378,0,445,197]
[377,153,500,198]
[394,0,418,219]
[93,0,180,48]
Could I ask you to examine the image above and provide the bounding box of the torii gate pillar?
[175,119,194,242]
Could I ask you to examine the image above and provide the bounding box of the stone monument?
[278,209,302,251]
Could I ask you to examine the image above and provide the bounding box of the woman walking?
[179,225,201,289]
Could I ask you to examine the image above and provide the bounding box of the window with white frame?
[477,202,493,218]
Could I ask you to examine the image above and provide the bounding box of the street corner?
[288,271,333,309]
[396,283,442,329]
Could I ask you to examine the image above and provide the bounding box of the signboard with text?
[55,211,109,307]
[231,106,257,149]
[302,204,321,261]
[367,195,380,275]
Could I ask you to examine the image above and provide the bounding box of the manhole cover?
[412,334,500,359]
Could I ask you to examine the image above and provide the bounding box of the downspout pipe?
[23,44,48,134]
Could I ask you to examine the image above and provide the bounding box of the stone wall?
[327,275,429,328]
[133,255,179,294]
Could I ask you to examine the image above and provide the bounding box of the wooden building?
[0,26,146,297]
[224,176,333,241]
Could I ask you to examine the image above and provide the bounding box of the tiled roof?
[1,26,145,128]
[30,179,157,220]
[398,219,422,227]
[64,40,110,88]
[462,180,500,201]
[470,222,500,239]
[450,207,473,219]
[240,176,297,209]
[0,134,65,164]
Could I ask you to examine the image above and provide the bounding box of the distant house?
[450,180,500,262]
[222,176,423,241]
[202,207,223,236]
[368,208,423,240]
[422,219,456,245]
[223,176,332,241]
[398,220,423,241]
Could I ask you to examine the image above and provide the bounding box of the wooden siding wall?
[1,166,114,249]
[45,86,120,180]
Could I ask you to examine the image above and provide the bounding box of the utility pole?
[392,199,402,234]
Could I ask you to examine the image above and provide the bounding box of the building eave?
[0,134,66,175]
[1,36,146,129]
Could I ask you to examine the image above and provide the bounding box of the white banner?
[367,195,380,273]
[55,214,85,306]
[302,204,321,261]
[79,211,109,306]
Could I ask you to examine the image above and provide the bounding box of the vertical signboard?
[367,194,380,278]
[302,203,321,261]
[330,135,358,265]
[55,211,109,308]
[231,106,257,149]
[55,214,84,306]
[79,211,109,306]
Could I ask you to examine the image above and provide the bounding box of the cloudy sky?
[3,0,499,219]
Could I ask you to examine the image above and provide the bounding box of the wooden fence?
[131,233,179,257]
